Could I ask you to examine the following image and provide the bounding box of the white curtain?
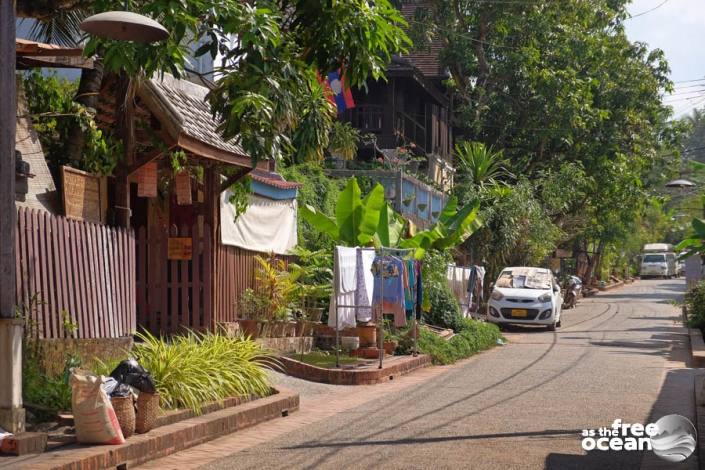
[220,192,298,255]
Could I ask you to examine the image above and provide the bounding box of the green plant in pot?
[328,121,360,166]
[237,288,267,339]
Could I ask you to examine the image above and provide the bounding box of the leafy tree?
[410,0,683,281]
[21,70,119,177]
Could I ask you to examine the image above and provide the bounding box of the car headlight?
[538,294,552,303]
[491,290,504,301]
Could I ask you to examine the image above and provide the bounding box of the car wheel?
[547,322,557,332]
[556,319,562,327]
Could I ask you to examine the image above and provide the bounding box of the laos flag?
[327,70,355,113]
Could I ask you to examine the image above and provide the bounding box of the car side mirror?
[553,285,560,293]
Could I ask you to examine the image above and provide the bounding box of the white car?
[487,267,563,331]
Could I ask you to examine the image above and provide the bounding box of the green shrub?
[23,352,79,419]
[686,281,705,330]
[279,163,346,252]
[424,282,463,332]
[133,330,278,414]
[418,319,503,365]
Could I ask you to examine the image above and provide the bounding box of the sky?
[625,0,705,119]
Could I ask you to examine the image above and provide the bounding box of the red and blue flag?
[325,70,355,113]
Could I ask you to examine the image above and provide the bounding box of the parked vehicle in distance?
[640,243,676,278]
[562,275,583,309]
[487,267,563,331]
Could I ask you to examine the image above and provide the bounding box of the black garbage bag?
[110,359,157,394]
[110,383,133,398]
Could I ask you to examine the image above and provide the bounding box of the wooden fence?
[135,224,212,335]
[215,244,291,324]
[15,207,136,339]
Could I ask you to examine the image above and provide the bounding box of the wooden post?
[204,165,218,331]
[115,75,135,228]
[0,0,25,434]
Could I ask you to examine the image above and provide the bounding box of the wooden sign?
[61,166,107,223]
[168,237,193,260]
[137,162,158,198]
[175,170,192,205]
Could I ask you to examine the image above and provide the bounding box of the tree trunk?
[65,60,104,168]
[586,239,606,287]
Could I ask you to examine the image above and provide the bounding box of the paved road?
[153,279,700,469]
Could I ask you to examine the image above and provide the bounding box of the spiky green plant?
[133,330,279,414]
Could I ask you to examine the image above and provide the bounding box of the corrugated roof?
[250,169,302,189]
[146,74,248,158]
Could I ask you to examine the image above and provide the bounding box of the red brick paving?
[136,361,460,469]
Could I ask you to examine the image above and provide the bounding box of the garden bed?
[279,354,431,385]
[1,387,299,469]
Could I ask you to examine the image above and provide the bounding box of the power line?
[673,78,705,85]
[627,0,671,20]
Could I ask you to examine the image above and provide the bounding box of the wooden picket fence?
[15,207,136,339]
[215,244,291,324]
[135,224,212,335]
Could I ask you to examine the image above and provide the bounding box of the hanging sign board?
[61,166,107,223]
[138,162,158,198]
[175,170,192,205]
[168,237,193,260]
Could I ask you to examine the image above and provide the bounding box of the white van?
[640,244,676,278]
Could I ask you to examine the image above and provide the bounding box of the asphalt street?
[204,279,698,469]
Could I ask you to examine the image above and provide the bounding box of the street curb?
[689,328,705,368]
[598,281,624,291]
[694,376,705,467]
[279,354,432,385]
[8,387,299,470]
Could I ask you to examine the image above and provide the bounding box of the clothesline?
[447,263,485,318]
[329,245,422,368]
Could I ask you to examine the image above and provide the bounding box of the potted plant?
[329,121,361,168]
[236,288,265,339]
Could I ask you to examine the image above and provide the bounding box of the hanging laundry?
[371,256,407,327]
[328,247,358,330]
[355,248,376,323]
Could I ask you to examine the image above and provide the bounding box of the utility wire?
[627,0,671,20]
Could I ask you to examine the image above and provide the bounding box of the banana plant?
[399,197,483,259]
[299,177,483,257]
[299,178,386,246]
[676,218,705,259]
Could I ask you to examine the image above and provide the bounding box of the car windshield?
[496,268,552,290]
[643,254,666,263]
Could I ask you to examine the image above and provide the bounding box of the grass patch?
[416,318,503,365]
[292,351,361,368]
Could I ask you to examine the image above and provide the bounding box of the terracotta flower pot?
[285,321,297,337]
[354,325,377,347]
[237,319,260,339]
[305,307,324,323]
[383,340,398,355]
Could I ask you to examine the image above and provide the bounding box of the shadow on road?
[282,428,583,450]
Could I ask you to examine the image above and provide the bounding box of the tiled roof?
[397,2,445,78]
[250,169,302,189]
[146,74,248,157]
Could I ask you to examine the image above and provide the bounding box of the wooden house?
[336,2,454,228]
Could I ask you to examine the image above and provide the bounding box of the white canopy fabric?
[220,192,298,255]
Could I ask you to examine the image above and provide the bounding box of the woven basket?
[112,396,136,439]
[135,392,160,434]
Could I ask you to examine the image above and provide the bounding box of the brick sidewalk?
[136,359,468,469]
